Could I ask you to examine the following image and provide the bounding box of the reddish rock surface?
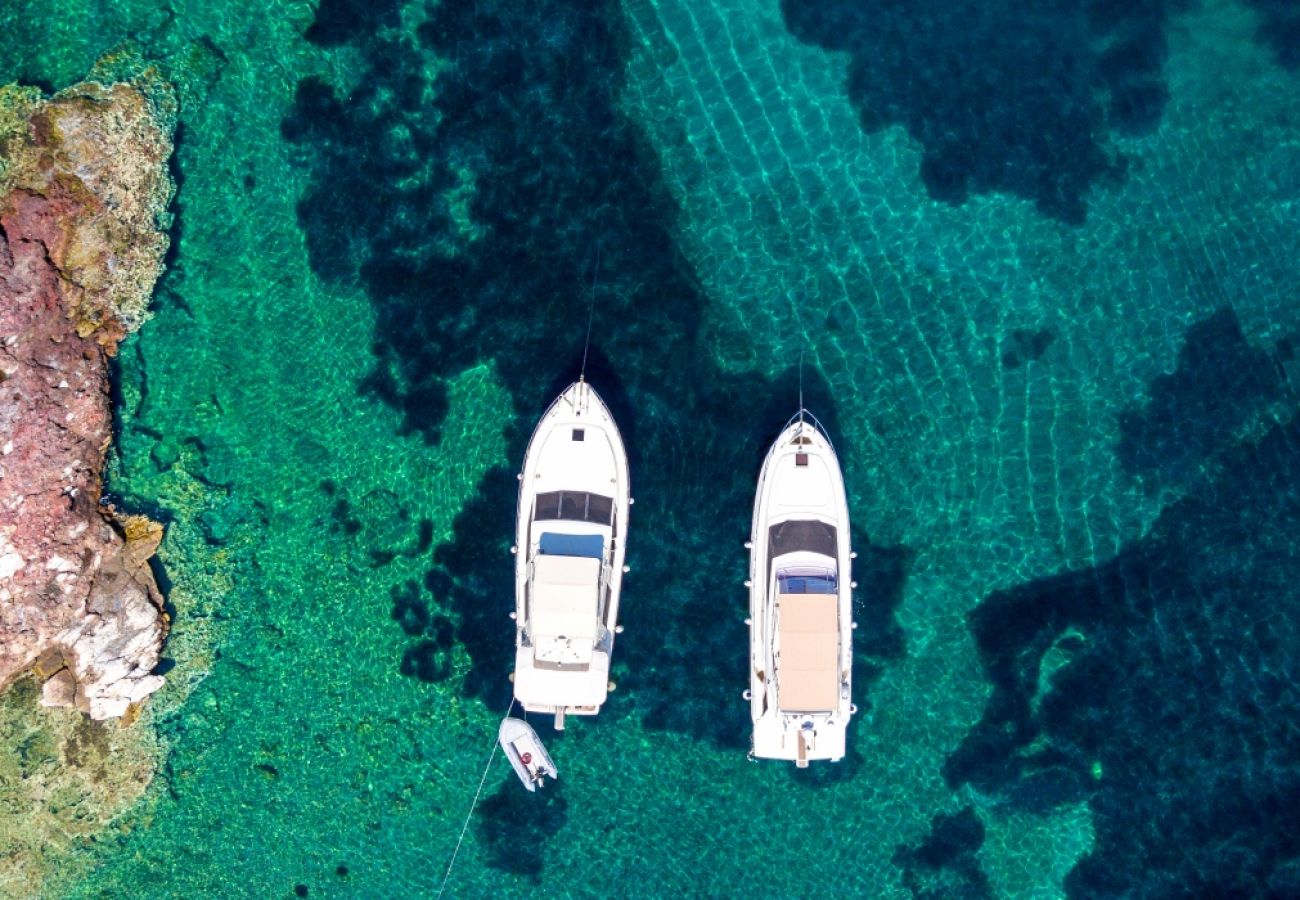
[0,76,174,720]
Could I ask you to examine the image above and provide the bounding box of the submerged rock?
[0,672,162,895]
[0,68,174,720]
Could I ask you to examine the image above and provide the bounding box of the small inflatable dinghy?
[499,717,558,792]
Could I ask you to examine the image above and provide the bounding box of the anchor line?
[798,346,806,428]
[436,697,513,899]
[580,244,601,382]
[791,286,809,427]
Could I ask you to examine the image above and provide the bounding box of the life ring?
[520,752,533,765]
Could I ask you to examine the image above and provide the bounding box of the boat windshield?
[768,520,836,559]
[778,567,837,594]
[535,491,614,525]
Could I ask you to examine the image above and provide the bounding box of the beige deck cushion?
[777,593,839,712]
[532,555,601,664]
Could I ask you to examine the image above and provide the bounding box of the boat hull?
[747,413,854,765]
[512,381,631,726]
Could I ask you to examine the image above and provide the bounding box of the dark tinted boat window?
[769,520,837,559]
[535,492,562,520]
[560,492,587,520]
[534,491,615,525]
[586,494,613,525]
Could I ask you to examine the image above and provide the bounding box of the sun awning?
[776,593,839,712]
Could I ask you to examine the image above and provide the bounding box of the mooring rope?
[436,708,506,898]
[580,243,601,382]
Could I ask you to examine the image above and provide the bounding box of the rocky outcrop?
[0,69,174,720]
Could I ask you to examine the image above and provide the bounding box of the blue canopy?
[538,532,605,559]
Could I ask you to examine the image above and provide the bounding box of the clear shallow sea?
[2,0,1299,896]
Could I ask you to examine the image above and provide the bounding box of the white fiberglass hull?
[747,413,854,765]
[512,381,630,728]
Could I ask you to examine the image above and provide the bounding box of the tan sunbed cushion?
[777,593,839,712]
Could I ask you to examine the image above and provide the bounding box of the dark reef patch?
[852,538,910,661]
[1117,307,1287,489]
[892,806,993,899]
[1246,0,1300,71]
[475,780,569,884]
[390,579,431,637]
[390,577,456,685]
[399,635,454,684]
[154,119,189,313]
[425,466,517,704]
[317,482,431,567]
[781,0,1191,222]
[948,315,1300,895]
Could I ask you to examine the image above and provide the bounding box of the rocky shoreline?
[0,69,174,720]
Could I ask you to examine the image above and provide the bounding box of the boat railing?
[782,408,836,454]
[596,562,611,623]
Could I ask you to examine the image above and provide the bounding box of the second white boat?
[511,380,631,730]
[747,411,856,766]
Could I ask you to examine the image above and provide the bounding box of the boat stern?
[512,645,613,727]
[752,711,849,766]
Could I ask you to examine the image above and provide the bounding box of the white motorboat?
[747,410,856,766]
[512,380,631,730]
[499,717,558,791]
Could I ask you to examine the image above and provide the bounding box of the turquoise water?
[3,0,1299,896]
